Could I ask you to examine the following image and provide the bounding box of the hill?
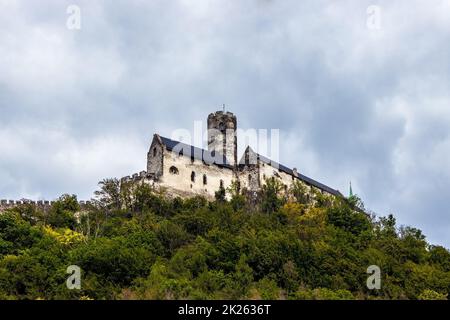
[0,178,449,300]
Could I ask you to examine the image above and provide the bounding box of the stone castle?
[0,111,342,211]
[121,111,342,200]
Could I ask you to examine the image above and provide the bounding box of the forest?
[0,178,449,300]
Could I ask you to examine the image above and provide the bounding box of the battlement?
[120,171,152,183]
[208,110,236,118]
[0,199,92,212]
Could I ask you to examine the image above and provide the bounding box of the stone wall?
[0,199,92,213]
[207,111,238,167]
[147,135,164,180]
[159,148,235,200]
[257,160,327,199]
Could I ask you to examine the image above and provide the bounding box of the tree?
[418,289,448,300]
[94,178,122,211]
[215,185,226,203]
[260,177,284,214]
[289,180,310,205]
[47,194,79,230]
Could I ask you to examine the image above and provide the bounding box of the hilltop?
[0,178,449,300]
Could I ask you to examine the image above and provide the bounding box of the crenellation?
[0,199,95,213]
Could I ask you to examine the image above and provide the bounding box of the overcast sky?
[1,0,449,248]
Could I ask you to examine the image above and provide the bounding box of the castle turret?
[207,111,237,167]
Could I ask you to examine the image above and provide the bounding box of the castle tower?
[207,110,237,167]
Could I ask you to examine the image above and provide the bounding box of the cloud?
[0,0,449,247]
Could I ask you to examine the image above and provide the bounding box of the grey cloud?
[0,0,449,247]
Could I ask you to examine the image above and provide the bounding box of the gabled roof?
[241,146,342,197]
[156,135,342,197]
[158,135,233,169]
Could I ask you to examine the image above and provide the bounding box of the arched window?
[248,174,252,184]
[203,174,207,185]
[169,166,179,175]
[191,171,196,183]
[153,147,157,157]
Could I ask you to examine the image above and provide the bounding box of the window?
[220,180,224,189]
[153,147,157,157]
[169,166,179,175]
[191,171,196,183]
[248,174,252,184]
[203,174,207,185]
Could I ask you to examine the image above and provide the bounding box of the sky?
[0,0,449,248]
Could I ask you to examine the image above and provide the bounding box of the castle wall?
[147,138,164,179]
[257,161,329,197]
[238,165,260,192]
[158,148,235,199]
[0,200,92,213]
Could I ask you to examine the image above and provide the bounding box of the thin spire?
[349,181,353,197]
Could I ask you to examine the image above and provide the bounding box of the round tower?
[207,111,237,167]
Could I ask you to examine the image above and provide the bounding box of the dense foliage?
[0,178,449,300]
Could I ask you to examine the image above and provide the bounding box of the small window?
[191,171,196,183]
[220,180,224,189]
[203,174,207,185]
[153,147,157,157]
[169,166,179,175]
[248,174,252,184]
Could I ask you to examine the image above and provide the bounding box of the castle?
[121,111,342,200]
[0,111,342,211]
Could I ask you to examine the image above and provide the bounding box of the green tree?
[47,194,79,230]
[260,177,284,214]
